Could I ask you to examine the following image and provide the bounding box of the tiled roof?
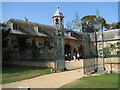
[4,19,55,37]
[3,19,119,41]
[90,29,120,41]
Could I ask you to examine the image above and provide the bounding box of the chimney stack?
[23,17,28,21]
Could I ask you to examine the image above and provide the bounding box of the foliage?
[104,47,110,54]
[103,43,117,57]
[59,73,118,88]
[81,15,106,25]
[110,43,116,51]
[104,22,120,29]
[110,54,120,57]
[81,15,106,32]
[2,65,51,84]
[65,13,107,32]
[116,22,120,29]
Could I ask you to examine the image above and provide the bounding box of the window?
[50,42,54,47]
[39,40,44,47]
[117,51,120,55]
[56,18,59,22]
[11,39,17,45]
[99,44,102,48]
[13,24,18,30]
[55,18,59,24]
[11,39,18,49]
[107,43,111,47]
[117,42,120,45]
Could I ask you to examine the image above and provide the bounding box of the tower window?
[56,18,59,22]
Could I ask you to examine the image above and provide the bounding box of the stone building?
[96,29,120,57]
[1,6,83,64]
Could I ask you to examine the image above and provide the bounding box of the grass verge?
[59,73,119,88]
[2,65,51,84]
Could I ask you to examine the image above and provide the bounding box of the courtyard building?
[1,6,120,70]
[1,7,83,66]
[96,29,120,57]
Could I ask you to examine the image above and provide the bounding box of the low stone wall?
[105,63,120,73]
[5,61,56,68]
[98,57,120,73]
[82,57,120,74]
[98,57,120,64]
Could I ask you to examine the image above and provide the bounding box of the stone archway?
[73,48,77,56]
[78,45,83,59]
[65,44,71,55]
[65,44,71,60]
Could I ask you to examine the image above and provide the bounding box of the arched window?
[55,18,59,23]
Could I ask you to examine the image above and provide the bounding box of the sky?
[2,2,118,28]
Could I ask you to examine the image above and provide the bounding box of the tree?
[109,23,117,29]
[104,22,120,29]
[110,43,116,52]
[81,15,106,32]
[104,43,116,57]
[116,22,120,29]
[104,47,111,57]
[66,21,73,30]
[104,23,110,29]
[66,12,81,31]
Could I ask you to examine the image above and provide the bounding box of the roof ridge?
[8,18,54,28]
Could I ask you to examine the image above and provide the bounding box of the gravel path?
[1,69,84,89]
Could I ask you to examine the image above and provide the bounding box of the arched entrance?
[78,45,83,59]
[65,44,71,60]
[65,44,71,54]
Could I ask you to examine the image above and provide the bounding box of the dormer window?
[13,24,18,30]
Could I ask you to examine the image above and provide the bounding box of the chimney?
[23,17,28,21]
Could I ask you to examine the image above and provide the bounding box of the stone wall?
[98,57,120,73]
[5,61,56,68]
[98,57,120,63]
[105,63,120,73]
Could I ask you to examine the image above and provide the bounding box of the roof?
[53,9,64,17]
[4,18,55,37]
[90,29,120,41]
[3,18,119,41]
[2,19,82,41]
[64,30,83,40]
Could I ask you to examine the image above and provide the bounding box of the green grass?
[59,73,119,88]
[2,65,51,84]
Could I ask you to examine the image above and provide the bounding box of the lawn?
[2,65,51,84]
[59,73,119,88]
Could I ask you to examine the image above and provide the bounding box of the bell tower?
[52,6,64,29]
[52,6,65,71]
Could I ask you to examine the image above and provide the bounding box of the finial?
[56,6,59,9]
